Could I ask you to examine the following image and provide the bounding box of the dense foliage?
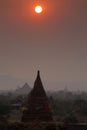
[0,95,11,116]
[49,91,87,123]
[1,90,87,123]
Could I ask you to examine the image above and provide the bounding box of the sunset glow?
[35,5,43,14]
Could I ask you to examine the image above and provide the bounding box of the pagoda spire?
[30,70,46,97]
[35,70,41,85]
[34,70,43,88]
[37,70,40,76]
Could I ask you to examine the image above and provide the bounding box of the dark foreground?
[1,122,87,130]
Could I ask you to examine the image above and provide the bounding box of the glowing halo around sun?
[35,5,43,14]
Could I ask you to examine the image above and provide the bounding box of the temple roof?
[30,70,47,97]
[22,71,53,122]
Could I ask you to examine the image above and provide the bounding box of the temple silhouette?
[22,70,53,122]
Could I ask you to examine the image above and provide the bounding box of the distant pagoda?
[22,70,53,122]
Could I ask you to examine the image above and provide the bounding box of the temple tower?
[22,71,53,122]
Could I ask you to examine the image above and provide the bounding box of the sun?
[35,5,43,14]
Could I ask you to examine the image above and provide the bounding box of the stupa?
[22,71,53,122]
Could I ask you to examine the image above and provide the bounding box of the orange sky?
[0,0,67,22]
[0,0,87,90]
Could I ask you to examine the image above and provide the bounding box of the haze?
[0,0,87,91]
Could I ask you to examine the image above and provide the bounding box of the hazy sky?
[0,0,87,90]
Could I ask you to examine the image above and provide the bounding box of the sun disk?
[35,5,43,14]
